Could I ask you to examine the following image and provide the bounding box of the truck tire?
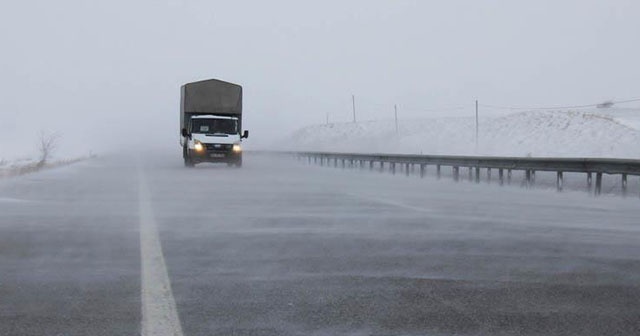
[183,146,195,167]
[227,157,242,168]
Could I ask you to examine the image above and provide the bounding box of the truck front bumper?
[188,148,242,163]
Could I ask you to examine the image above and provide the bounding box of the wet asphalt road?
[1,153,639,336]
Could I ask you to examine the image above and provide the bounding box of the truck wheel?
[183,146,195,167]
[227,158,242,168]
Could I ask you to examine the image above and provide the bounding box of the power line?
[612,97,640,104]
[480,103,596,110]
[479,97,640,111]
[399,105,468,113]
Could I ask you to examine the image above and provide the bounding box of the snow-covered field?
[279,109,640,158]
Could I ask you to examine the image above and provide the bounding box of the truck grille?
[205,144,232,151]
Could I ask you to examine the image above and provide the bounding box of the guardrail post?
[525,170,532,188]
[437,165,441,179]
[587,172,593,192]
[334,158,338,168]
[557,171,563,192]
[380,162,384,172]
[507,169,512,185]
[595,172,603,195]
[622,174,628,196]
[420,164,426,178]
[487,168,492,183]
[405,163,410,176]
[468,167,473,182]
[369,161,374,170]
[391,162,396,175]
[499,169,504,185]
[475,167,480,183]
[453,167,459,182]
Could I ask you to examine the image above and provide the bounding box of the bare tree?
[37,130,61,168]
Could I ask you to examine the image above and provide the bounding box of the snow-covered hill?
[279,110,640,158]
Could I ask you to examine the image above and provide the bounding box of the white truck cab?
[183,115,247,167]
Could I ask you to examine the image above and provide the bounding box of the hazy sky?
[1,0,639,156]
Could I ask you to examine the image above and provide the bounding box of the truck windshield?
[191,119,238,135]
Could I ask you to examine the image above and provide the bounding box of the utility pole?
[352,94,356,123]
[475,99,479,150]
[394,104,399,134]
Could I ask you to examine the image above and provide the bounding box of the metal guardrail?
[293,151,640,197]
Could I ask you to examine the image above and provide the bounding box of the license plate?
[210,153,225,158]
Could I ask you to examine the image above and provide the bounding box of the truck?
[180,78,249,167]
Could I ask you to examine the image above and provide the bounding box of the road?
[1,153,639,336]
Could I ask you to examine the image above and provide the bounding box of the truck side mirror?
[242,130,249,139]
[181,128,189,138]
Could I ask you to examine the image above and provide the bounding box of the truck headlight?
[232,144,242,152]
[194,141,204,152]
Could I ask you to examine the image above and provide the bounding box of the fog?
[1,0,639,158]
[2,3,640,332]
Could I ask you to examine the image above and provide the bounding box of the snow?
[0,140,94,166]
[0,157,38,173]
[279,109,640,158]
[0,153,93,179]
[191,115,239,120]
[587,107,640,131]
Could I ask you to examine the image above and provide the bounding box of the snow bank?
[279,110,640,158]
[0,156,93,179]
